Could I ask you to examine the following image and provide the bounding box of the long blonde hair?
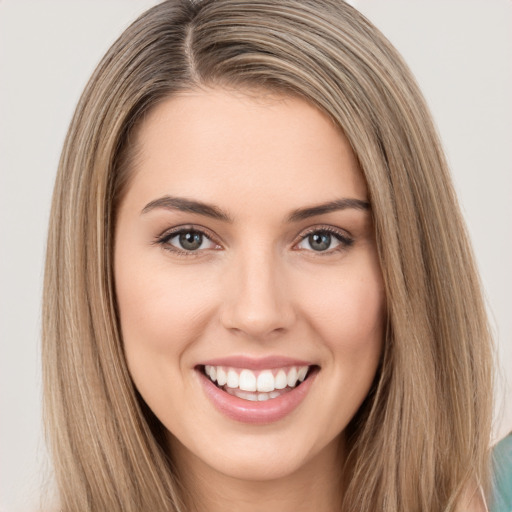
[42,1,493,510]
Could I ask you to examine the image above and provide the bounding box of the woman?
[42,1,494,510]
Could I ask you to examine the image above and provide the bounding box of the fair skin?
[114,88,385,511]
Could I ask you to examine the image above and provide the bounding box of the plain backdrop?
[0,1,510,510]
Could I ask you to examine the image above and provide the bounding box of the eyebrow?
[287,198,370,222]
[141,195,234,222]
[141,195,370,222]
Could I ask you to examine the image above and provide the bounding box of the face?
[114,88,385,486]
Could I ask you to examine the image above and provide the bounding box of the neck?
[171,436,345,512]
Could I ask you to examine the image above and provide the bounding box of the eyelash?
[297,226,354,254]
[153,225,221,257]
[154,225,354,257]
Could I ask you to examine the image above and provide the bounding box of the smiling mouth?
[199,364,317,402]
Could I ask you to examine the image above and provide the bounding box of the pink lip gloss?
[197,365,318,424]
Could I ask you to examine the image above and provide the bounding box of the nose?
[220,249,296,340]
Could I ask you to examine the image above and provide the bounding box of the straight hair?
[42,1,493,510]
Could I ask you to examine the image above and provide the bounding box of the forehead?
[124,88,367,215]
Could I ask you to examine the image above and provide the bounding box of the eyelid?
[298,224,352,239]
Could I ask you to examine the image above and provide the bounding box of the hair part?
[43,1,493,510]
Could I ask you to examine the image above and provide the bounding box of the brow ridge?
[141,195,233,222]
[141,195,370,223]
[287,198,370,222]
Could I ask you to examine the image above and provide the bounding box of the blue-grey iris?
[180,231,203,250]
[309,233,331,251]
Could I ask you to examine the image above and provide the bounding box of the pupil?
[179,231,202,250]
[309,233,331,251]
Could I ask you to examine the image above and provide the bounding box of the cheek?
[303,266,385,352]
[115,256,218,357]
[114,253,219,418]
[298,257,385,416]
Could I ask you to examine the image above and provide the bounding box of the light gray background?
[1,1,510,510]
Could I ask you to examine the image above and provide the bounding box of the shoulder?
[490,432,512,512]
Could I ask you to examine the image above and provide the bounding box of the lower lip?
[198,368,318,425]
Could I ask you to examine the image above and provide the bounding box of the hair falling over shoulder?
[42,1,494,510]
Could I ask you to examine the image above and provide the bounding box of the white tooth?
[210,366,217,382]
[239,369,257,391]
[226,369,239,388]
[287,367,298,387]
[275,370,287,389]
[258,392,270,401]
[233,389,258,401]
[257,370,275,392]
[205,365,212,377]
[297,366,309,382]
[269,390,281,399]
[216,367,227,386]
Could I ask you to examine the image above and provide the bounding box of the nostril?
[219,276,296,337]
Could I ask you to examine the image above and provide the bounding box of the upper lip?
[197,355,315,370]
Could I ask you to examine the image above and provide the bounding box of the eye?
[295,228,353,253]
[157,227,220,254]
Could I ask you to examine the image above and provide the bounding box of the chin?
[167,423,342,485]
